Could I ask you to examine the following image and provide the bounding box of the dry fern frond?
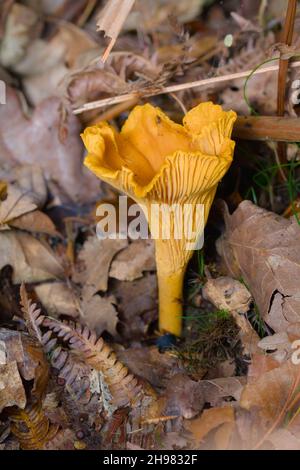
[8,286,58,450]
[42,318,145,410]
[10,403,59,450]
[20,283,45,344]
[19,285,50,400]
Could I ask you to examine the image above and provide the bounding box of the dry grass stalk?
[73,60,300,115]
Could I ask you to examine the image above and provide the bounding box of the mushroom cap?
[81,102,237,203]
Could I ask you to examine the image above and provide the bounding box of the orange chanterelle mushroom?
[82,102,237,337]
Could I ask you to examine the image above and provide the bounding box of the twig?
[277,0,297,166]
[73,60,300,115]
[88,97,139,125]
[233,116,300,142]
[277,0,297,116]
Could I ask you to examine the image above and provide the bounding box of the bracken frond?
[10,403,59,450]
[42,317,144,410]
[20,284,45,344]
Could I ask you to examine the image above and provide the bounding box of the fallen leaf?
[81,291,118,336]
[109,239,155,281]
[214,421,236,450]
[0,361,26,412]
[9,210,59,237]
[117,346,182,389]
[13,164,48,208]
[267,428,300,450]
[240,360,299,422]
[0,3,40,68]
[199,377,246,407]
[124,0,206,31]
[163,373,205,419]
[0,329,24,365]
[16,23,98,105]
[0,231,64,283]
[111,273,157,340]
[247,354,280,383]
[35,282,78,318]
[257,332,292,363]
[0,184,37,227]
[0,87,99,203]
[217,201,300,332]
[186,406,235,445]
[75,235,128,294]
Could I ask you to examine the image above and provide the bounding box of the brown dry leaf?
[65,67,127,109]
[0,361,26,412]
[240,360,299,423]
[163,373,205,419]
[124,0,205,31]
[0,184,37,227]
[80,290,118,336]
[217,201,300,332]
[109,239,155,282]
[0,329,24,365]
[247,353,280,383]
[267,428,300,450]
[0,3,40,68]
[0,231,64,283]
[117,346,182,389]
[0,87,99,203]
[9,210,59,237]
[257,332,292,363]
[75,235,128,294]
[214,421,236,450]
[35,282,78,318]
[13,164,48,208]
[16,23,98,105]
[199,377,246,407]
[14,24,97,74]
[186,406,235,445]
[111,273,157,339]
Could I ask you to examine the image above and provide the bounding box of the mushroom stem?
[154,237,189,337]
[156,266,185,337]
